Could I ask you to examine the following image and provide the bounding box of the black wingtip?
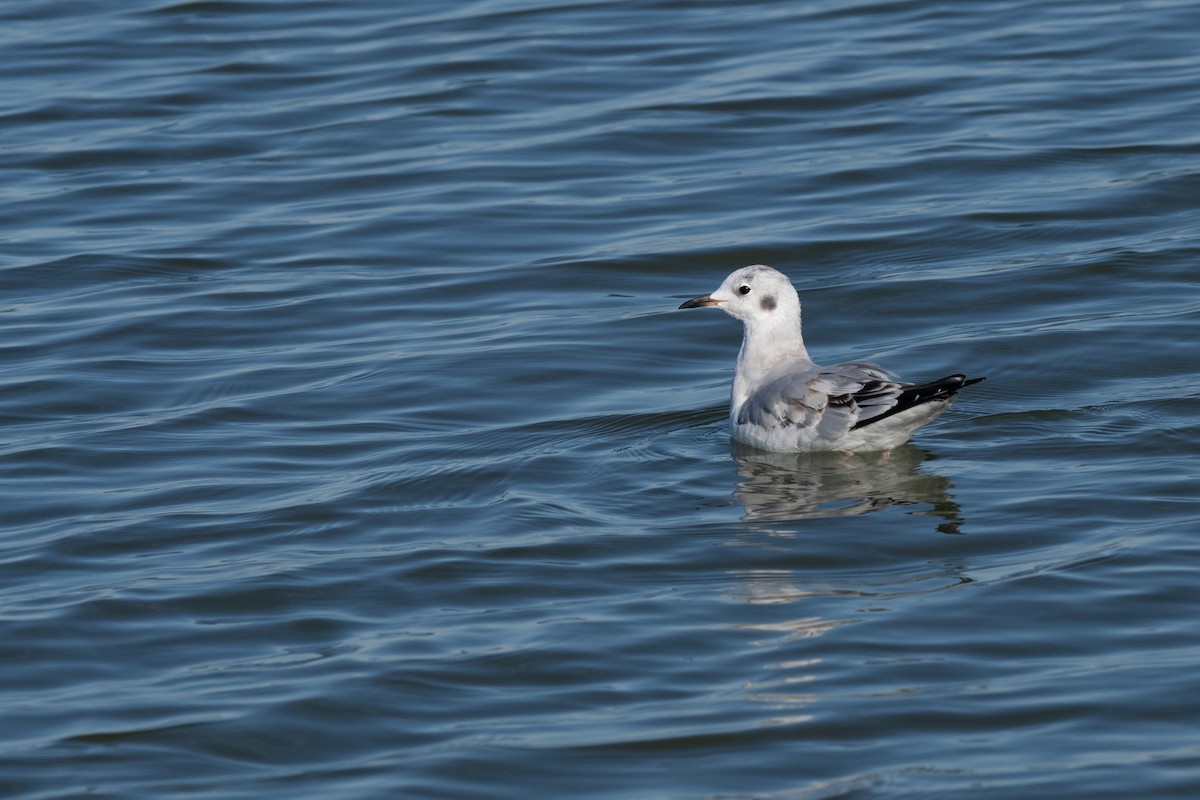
[851,373,985,430]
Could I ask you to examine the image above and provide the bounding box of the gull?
[679,264,984,452]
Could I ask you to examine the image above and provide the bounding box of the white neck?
[730,309,811,411]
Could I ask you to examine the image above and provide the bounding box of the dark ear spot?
[760,295,777,311]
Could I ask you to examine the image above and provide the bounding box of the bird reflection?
[731,441,966,533]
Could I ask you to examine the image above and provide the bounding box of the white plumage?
[679,265,983,452]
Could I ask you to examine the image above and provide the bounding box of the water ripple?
[3,0,1200,798]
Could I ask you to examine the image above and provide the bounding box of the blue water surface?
[2,1,1199,797]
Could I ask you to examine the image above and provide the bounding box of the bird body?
[679,265,983,453]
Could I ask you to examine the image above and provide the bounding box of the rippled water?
[3,1,1199,797]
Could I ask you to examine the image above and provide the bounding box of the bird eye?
[738,285,751,295]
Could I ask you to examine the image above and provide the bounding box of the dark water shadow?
[730,442,966,533]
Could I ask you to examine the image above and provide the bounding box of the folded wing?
[738,362,985,446]
[737,360,903,442]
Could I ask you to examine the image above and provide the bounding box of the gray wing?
[737,360,903,440]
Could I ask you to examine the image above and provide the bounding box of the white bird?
[679,264,983,452]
